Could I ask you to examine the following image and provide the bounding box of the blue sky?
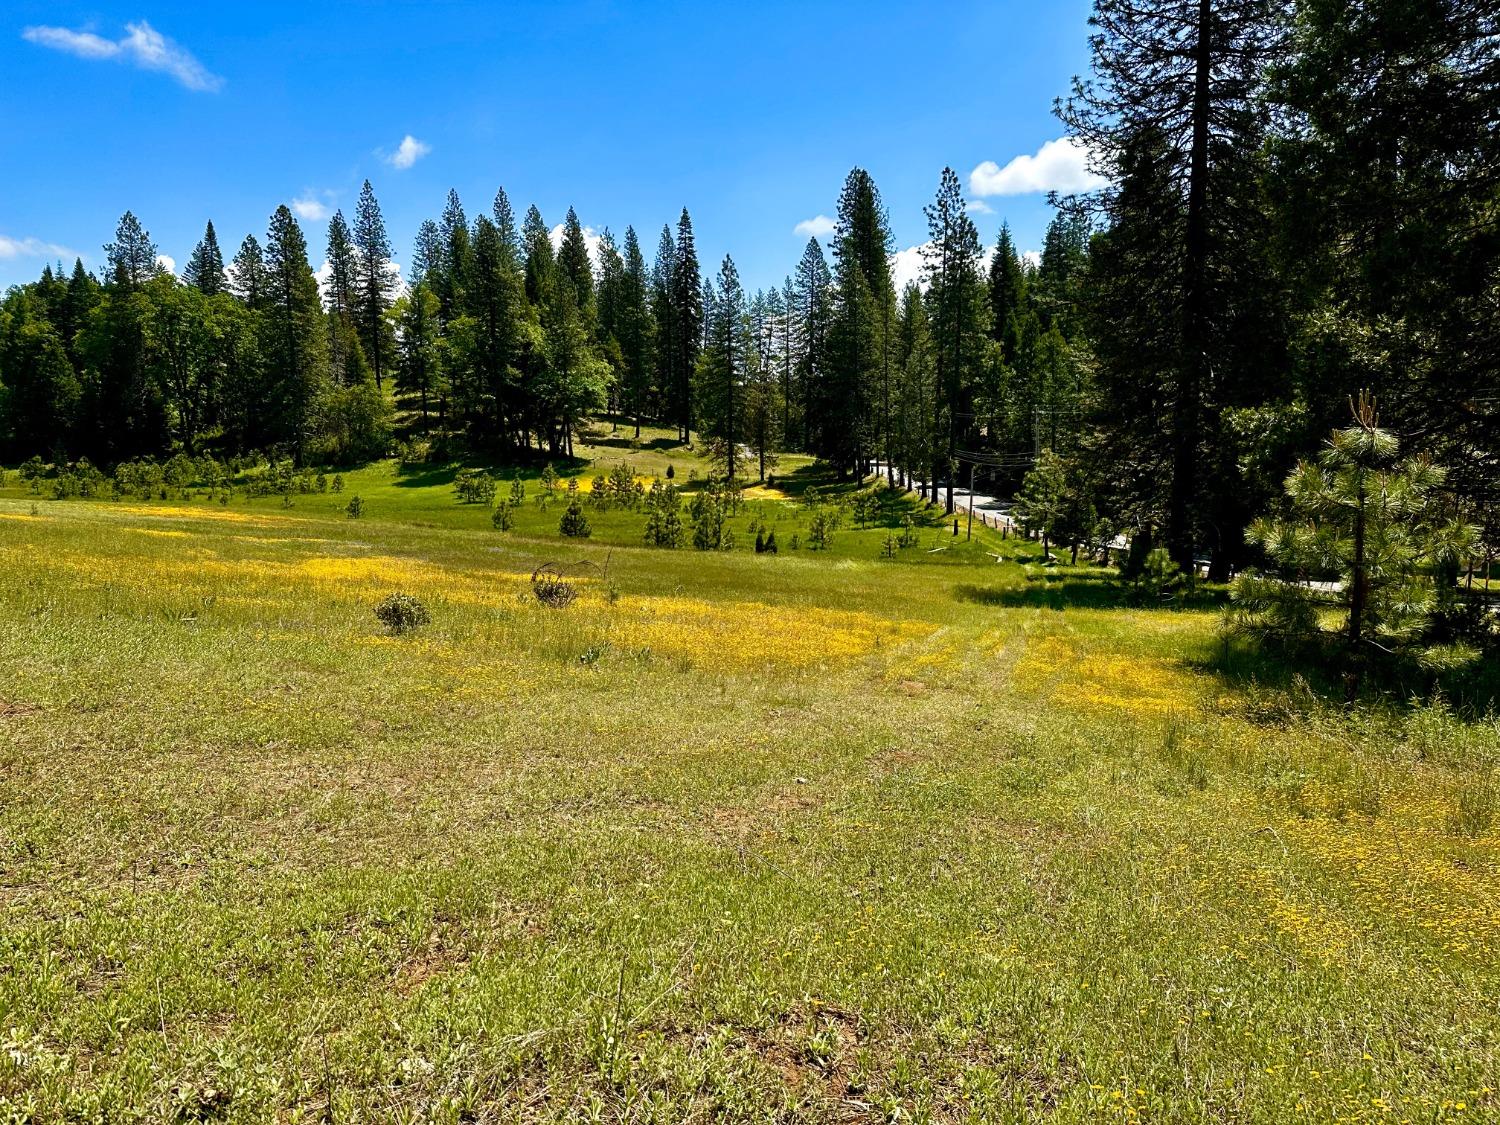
[0,1,1100,296]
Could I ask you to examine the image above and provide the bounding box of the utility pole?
[966,460,974,541]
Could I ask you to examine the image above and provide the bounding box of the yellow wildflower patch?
[1014,634,1198,716]
[604,593,931,672]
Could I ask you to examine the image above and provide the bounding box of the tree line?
[1,0,1496,595]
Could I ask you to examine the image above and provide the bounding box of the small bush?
[331,474,344,493]
[559,498,592,538]
[492,502,514,531]
[345,495,365,519]
[374,592,430,634]
[531,570,577,608]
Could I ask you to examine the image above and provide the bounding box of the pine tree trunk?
[1169,0,1214,574]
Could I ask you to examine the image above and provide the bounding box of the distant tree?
[324,210,367,387]
[922,167,991,513]
[793,239,833,456]
[696,256,749,481]
[670,209,703,442]
[104,211,159,289]
[1015,448,1069,558]
[394,282,442,426]
[182,221,226,296]
[353,180,398,391]
[261,204,328,460]
[558,495,592,537]
[557,206,595,313]
[617,226,654,437]
[229,234,269,310]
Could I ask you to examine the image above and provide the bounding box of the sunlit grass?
[0,476,1497,1122]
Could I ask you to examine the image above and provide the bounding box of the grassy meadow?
[1,434,1498,1122]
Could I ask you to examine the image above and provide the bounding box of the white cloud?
[155,253,176,276]
[292,194,331,221]
[890,243,932,294]
[793,215,836,239]
[969,137,1106,197]
[549,222,603,273]
[0,235,73,261]
[385,134,431,170]
[965,200,995,215]
[22,21,223,92]
[1022,250,1042,270]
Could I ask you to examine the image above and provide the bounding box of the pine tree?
[825,168,895,478]
[1273,0,1500,508]
[1061,0,1284,570]
[437,189,472,322]
[229,234,269,310]
[104,211,159,289]
[410,220,443,288]
[324,210,365,387]
[352,180,397,391]
[262,204,328,459]
[987,223,1027,363]
[557,207,595,312]
[670,209,703,442]
[696,255,749,481]
[793,239,832,456]
[618,226,654,436]
[922,167,991,513]
[395,283,442,428]
[1230,393,1476,701]
[183,221,226,296]
[462,214,524,445]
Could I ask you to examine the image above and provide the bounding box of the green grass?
[0,453,1498,1122]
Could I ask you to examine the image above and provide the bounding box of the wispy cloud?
[383,135,431,170]
[965,199,995,215]
[292,193,332,221]
[970,137,1106,197]
[22,21,223,92]
[0,235,74,261]
[793,215,836,239]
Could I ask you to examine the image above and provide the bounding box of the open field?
[2,454,1499,1123]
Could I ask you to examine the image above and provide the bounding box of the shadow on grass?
[956,571,1230,611]
[1201,633,1500,716]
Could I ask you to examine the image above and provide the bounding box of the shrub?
[509,474,526,506]
[492,502,514,531]
[331,474,344,493]
[531,567,577,608]
[644,480,684,548]
[808,507,837,550]
[374,592,430,634]
[559,498,592,538]
[455,469,497,505]
[345,495,365,518]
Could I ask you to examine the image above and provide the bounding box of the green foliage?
[1228,399,1477,696]
[344,494,364,518]
[643,479,684,548]
[454,469,497,505]
[558,497,592,538]
[373,592,430,634]
[690,487,724,551]
[491,501,514,531]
